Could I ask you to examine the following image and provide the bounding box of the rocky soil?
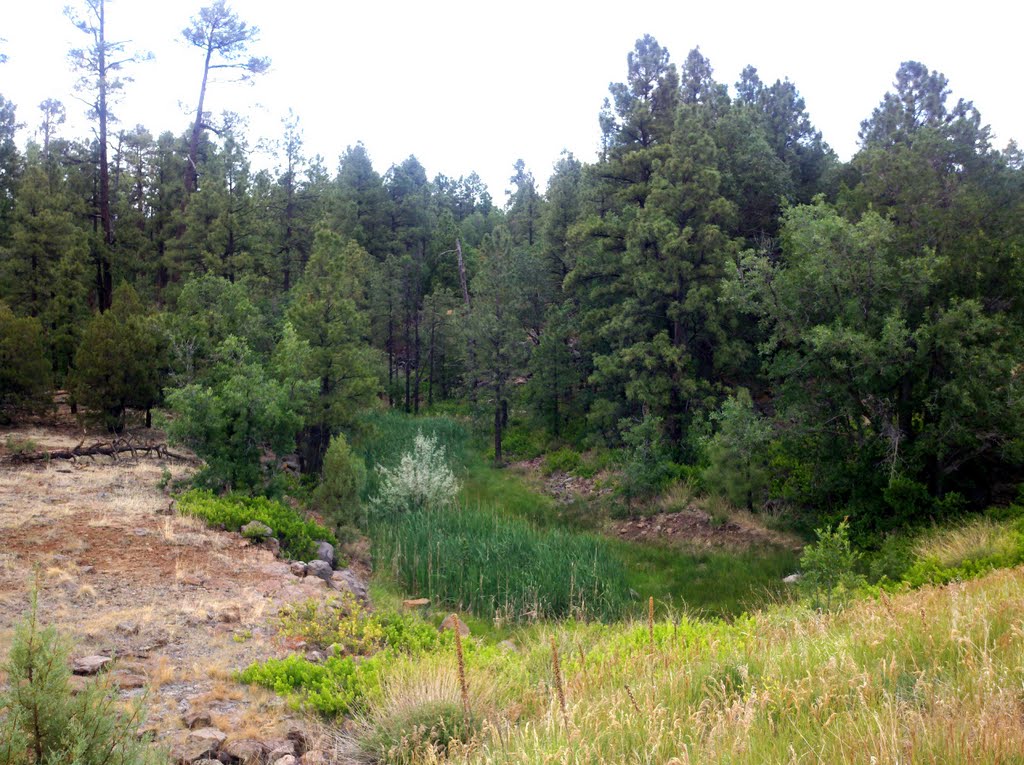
[0,423,363,763]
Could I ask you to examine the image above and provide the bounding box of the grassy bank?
[326,566,1024,764]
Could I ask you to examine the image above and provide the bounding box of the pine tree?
[0,303,52,422]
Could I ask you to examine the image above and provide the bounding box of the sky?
[2,0,1021,198]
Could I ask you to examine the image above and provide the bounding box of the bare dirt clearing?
[0,424,339,745]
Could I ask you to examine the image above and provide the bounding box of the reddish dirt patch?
[613,509,802,551]
[0,424,349,743]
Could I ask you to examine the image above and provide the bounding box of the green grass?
[371,502,632,622]
[358,410,801,619]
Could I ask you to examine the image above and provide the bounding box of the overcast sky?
[2,0,1021,198]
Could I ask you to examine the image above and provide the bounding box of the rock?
[299,752,328,765]
[274,757,298,765]
[783,573,803,584]
[266,740,297,761]
[314,541,335,568]
[218,606,241,624]
[289,561,307,578]
[499,639,517,653]
[241,520,273,541]
[72,655,111,675]
[167,728,226,764]
[306,559,333,583]
[439,613,470,637]
[285,726,307,755]
[115,621,139,635]
[222,739,266,764]
[183,709,213,730]
[332,568,368,601]
[180,575,205,587]
[304,650,325,663]
[78,565,95,575]
[402,597,430,609]
[264,537,281,557]
[110,671,147,690]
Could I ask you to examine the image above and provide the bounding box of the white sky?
[2,0,1021,199]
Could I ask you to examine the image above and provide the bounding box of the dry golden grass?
[913,516,1019,569]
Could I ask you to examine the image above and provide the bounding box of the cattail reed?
[452,614,470,719]
[550,635,567,723]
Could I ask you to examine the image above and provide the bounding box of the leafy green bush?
[238,653,376,717]
[165,337,312,491]
[177,489,335,561]
[371,502,632,621]
[543,447,581,475]
[0,590,164,765]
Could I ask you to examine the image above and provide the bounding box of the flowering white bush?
[371,431,460,515]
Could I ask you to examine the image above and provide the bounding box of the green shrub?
[238,654,377,717]
[0,590,164,765]
[370,432,460,516]
[312,433,366,532]
[177,489,335,561]
[356,411,468,501]
[702,389,771,512]
[543,448,581,475]
[371,502,632,621]
[799,520,865,610]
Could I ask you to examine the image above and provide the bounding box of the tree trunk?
[186,43,213,195]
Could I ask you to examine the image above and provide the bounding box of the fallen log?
[5,434,195,465]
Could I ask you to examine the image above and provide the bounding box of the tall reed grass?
[371,502,633,622]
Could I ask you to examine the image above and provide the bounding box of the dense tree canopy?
[0,28,1022,538]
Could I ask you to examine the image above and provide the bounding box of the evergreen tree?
[71,283,163,430]
[0,302,52,422]
[287,229,379,471]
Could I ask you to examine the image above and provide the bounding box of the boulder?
[274,757,298,765]
[402,597,430,609]
[109,671,147,690]
[783,573,803,584]
[241,520,273,541]
[182,709,212,730]
[222,738,266,764]
[166,727,226,764]
[332,568,368,601]
[264,537,281,557]
[314,541,335,568]
[72,655,111,675]
[306,559,333,583]
[289,561,307,578]
[439,613,470,637]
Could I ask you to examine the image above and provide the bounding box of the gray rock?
[289,561,307,578]
[72,655,111,675]
[332,568,368,601]
[264,537,281,557]
[241,520,273,541]
[783,573,802,584]
[304,650,325,663]
[314,541,335,568]
[274,757,298,765]
[306,559,333,583]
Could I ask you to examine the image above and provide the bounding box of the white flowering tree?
[371,431,460,515]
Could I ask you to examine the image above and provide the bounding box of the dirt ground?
[511,457,803,552]
[0,422,342,744]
